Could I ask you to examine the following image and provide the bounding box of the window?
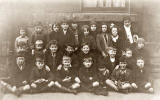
[82,0,129,12]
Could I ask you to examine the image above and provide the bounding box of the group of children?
[0,17,154,97]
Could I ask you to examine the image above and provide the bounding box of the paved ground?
[1,79,160,100]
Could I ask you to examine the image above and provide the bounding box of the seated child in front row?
[78,56,108,95]
[106,57,133,93]
[29,55,55,93]
[0,52,32,96]
[55,55,80,94]
[131,57,154,93]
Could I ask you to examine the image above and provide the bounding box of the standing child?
[90,21,98,40]
[47,23,60,43]
[30,22,47,55]
[58,20,75,50]
[79,25,96,52]
[131,57,154,93]
[96,23,112,58]
[15,27,30,53]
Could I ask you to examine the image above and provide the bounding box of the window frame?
[81,0,130,13]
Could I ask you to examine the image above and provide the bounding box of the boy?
[78,56,108,95]
[30,22,47,55]
[107,57,133,93]
[70,20,80,50]
[119,17,138,49]
[0,52,31,96]
[58,20,75,50]
[96,23,112,58]
[131,57,154,93]
[124,48,136,70]
[45,40,63,72]
[47,23,60,43]
[55,55,80,94]
[29,55,55,93]
[90,21,98,40]
[110,26,123,63]
[79,25,96,51]
[15,27,30,53]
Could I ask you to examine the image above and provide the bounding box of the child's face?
[108,49,116,58]
[61,23,69,30]
[20,29,26,37]
[49,44,58,53]
[71,23,78,29]
[81,45,90,54]
[65,46,74,54]
[17,57,25,66]
[53,25,59,32]
[83,28,89,36]
[119,62,127,70]
[124,20,131,27]
[102,25,107,32]
[137,43,144,49]
[125,50,132,58]
[90,24,96,31]
[83,59,93,68]
[62,57,71,67]
[35,26,42,33]
[35,40,43,50]
[136,59,144,69]
[36,60,45,69]
[112,27,118,37]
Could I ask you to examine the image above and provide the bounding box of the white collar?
[112,35,119,42]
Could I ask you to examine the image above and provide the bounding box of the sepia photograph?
[0,0,160,100]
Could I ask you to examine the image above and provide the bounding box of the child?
[131,57,154,93]
[119,17,138,49]
[29,55,55,93]
[79,25,96,51]
[70,20,80,50]
[30,22,47,55]
[110,26,123,63]
[124,48,136,70]
[47,23,60,43]
[58,20,75,50]
[90,21,98,40]
[0,52,31,96]
[96,23,112,58]
[106,47,117,73]
[78,42,96,70]
[45,40,63,72]
[78,56,107,95]
[15,27,30,53]
[107,57,133,93]
[55,55,80,94]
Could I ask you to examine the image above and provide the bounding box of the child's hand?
[102,52,107,57]
[57,65,62,70]
[89,77,93,80]
[48,81,55,87]
[23,84,30,90]
[92,81,99,87]
[115,65,119,70]
[63,76,71,82]
[43,49,46,53]
[131,83,138,89]
[71,83,80,89]
[75,77,81,83]
[32,49,35,55]
[31,83,37,88]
